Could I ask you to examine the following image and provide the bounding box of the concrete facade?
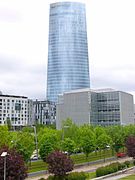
[56,88,134,129]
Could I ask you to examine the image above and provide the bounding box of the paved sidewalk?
[26,157,133,180]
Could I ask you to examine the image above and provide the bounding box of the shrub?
[96,162,126,177]
[109,162,119,173]
[125,136,135,158]
[118,162,123,170]
[0,146,27,180]
[124,161,130,168]
[67,172,88,180]
[133,160,135,166]
[47,172,88,180]
[120,163,126,169]
[46,150,74,176]
[96,167,106,177]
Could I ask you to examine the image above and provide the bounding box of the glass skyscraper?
[47,1,90,102]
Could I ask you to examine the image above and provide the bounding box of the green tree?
[97,133,112,161]
[94,126,106,140]
[6,118,12,131]
[0,126,11,147]
[22,126,34,133]
[39,139,54,161]
[38,128,61,161]
[61,138,76,155]
[79,125,96,158]
[38,128,61,149]
[105,126,125,153]
[12,132,35,162]
[61,118,80,144]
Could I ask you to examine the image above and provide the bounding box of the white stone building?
[0,93,33,128]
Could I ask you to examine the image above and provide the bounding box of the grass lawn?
[88,172,96,179]
[28,149,113,173]
[28,160,48,173]
[120,174,135,180]
[71,149,113,164]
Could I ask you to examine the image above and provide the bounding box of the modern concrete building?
[33,100,56,125]
[56,88,134,129]
[0,93,33,128]
[47,1,90,102]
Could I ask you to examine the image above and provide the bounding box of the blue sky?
[0,0,135,102]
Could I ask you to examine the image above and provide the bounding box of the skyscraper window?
[47,2,90,102]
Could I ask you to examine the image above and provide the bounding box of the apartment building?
[0,93,33,128]
[33,100,56,125]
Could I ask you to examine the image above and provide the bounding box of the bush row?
[38,172,89,180]
[96,161,130,177]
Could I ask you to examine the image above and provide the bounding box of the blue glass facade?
[47,2,90,102]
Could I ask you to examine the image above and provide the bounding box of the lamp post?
[1,152,7,180]
[32,125,38,160]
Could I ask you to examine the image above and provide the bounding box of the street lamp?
[32,125,38,160]
[1,152,7,180]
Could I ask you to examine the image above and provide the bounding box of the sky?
[0,0,135,101]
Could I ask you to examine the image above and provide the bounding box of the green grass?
[88,172,96,179]
[27,150,113,173]
[28,160,48,173]
[71,149,113,164]
[119,174,135,180]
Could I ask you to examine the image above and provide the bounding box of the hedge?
[96,162,127,177]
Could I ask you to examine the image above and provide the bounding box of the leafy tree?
[35,123,46,133]
[105,126,125,153]
[124,125,135,137]
[38,128,61,148]
[94,126,106,152]
[94,126,106,140]
[61,119,79,144]
[6,118,12,131]
[81,135,96,158]
[0,126,11,147]
[38,126,61,162]
[45,123,56,129]
[79,125,96,158]
[12,132,35,162]
[0,146,27,179]
[46,150,74,177]
[22,126,34,133]
[97,134,112,150]
[97,133,112,161]
[62,118,73,128]
[61,138,76,155]
[125,136,135,159]
[39,139,54,161]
